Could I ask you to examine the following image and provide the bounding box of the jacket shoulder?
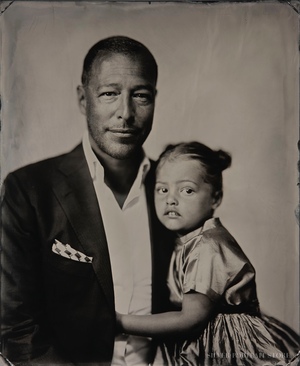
[3,144,83,190]
[7,145,81,176]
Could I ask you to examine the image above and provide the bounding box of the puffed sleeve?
[182,233,256,305]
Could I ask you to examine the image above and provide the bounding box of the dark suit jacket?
[0,144,174,365]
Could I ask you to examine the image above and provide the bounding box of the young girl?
[117,142,298,366]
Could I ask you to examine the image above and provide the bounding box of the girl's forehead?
[157,158,205,179]
[158,156,203,169]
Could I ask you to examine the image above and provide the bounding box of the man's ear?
[77,85,87,115]
[212,191,222,210]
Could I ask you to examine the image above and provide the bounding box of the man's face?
[77,53,156,160]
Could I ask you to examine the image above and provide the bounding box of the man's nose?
[117,94,134,122]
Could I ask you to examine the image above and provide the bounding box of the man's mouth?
[109,128,139,137]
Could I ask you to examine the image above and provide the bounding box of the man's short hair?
[81,35,158,86]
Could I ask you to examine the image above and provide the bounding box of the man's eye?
[133,93,153,104]
[99,92,118,99]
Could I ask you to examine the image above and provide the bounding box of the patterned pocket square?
[52,239,93,263]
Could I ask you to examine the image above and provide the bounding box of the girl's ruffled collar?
[176,217,221,245]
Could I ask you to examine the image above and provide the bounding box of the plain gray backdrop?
[1,1,299,331]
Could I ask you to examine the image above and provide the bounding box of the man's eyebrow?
[133,84,155,92]
[97,83,120,90]
[96,83,155,93]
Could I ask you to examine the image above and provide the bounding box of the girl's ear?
[212,191,222,210]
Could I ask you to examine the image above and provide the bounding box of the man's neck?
[91,145,144,208]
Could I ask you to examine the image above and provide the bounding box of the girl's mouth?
[165,211,180,217]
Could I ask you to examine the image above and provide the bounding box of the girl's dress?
[161,217,297,366]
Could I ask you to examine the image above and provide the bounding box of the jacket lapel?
[52,144,114,309]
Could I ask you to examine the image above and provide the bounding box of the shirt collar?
[82,130,150,188]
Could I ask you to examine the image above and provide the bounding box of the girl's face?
[155,158,221,236]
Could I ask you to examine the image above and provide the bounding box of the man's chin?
[100,144,143,160]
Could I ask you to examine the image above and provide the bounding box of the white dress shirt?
[83,131,153,365]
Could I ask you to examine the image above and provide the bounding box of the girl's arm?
[117,292,215,338]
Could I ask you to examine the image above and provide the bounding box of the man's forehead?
[92,53,147,71]
[90,53,157,86]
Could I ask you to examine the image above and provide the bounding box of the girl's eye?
[156,187,168,194]
[181,188,194,195]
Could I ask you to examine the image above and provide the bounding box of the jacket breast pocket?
[45,250,95,279]
[44,251,100,316]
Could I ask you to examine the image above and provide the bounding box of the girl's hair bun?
[215,150,232,172]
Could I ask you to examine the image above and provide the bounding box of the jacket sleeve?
[0,172,74,365]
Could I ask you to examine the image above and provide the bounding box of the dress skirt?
[162,313,294,366]
[161,219,300,366]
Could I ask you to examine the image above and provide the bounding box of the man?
[1,36,174,365]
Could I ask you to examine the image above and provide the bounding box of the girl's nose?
[166,193,178,206]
